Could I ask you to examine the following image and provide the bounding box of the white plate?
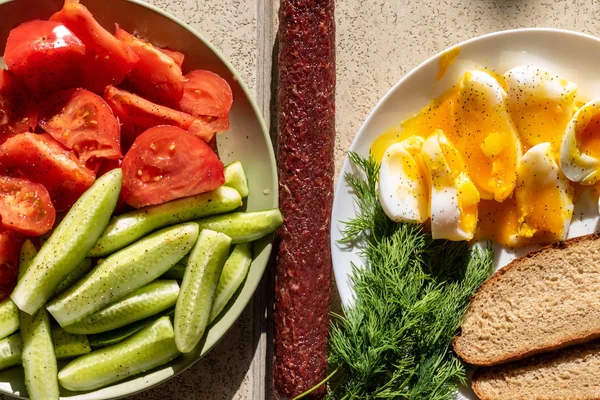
[330,28,600,399]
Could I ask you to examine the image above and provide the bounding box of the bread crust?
[453,234,600,366]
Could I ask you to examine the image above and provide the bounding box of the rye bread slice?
[453,234,600,366]
[472,340,600,400]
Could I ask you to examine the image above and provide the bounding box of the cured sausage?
[273,0,336,398]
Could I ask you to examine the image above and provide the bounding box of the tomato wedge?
[158,47,185,68]
[50,0,138,93]
[115,26,184,107]
[0,133,95,211]
[39,88,122,170]
[0,228,24,301]
[0,176,55,236]
[104,85,197,149]
[179,70,233,135]
[3,20,86,94]
[0,70,37,145]
[121,125,225,208]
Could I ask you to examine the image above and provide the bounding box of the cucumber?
[195,209,283,244]
[47,223,198,327]
[175,230,231,353]
[18,240,36,277]
[11,169,122,314]
[0,300,19,341]
[0,333,21,371]
[53,258,93,296]
[162,256,189,280]
[209,243,253,323]
[58,316,180,391]
[88,308,175,349]
[51,326,91,360]
[224,161,249,197]
[20,308,59,400]
[64,280,180,335]
[89,186,242,257]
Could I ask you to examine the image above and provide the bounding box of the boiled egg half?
[421,129,480,241]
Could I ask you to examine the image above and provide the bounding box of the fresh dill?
[325,152,494,399]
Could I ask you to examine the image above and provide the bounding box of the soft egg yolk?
[516,184,571,242]
[575,112,600,160]
[475,197,519,247]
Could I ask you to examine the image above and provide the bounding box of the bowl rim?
[0,0,277,398]
[331,27,600,306]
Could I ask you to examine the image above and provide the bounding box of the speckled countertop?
[2,0,600,399]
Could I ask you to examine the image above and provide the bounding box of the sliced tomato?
[0,70,38,144]
[3,20,86,94]
[50,0,138,93]
[115,26,184,107]
[0,176,55,236]
[96,158,121,177]
[158,47,185,68]
[104,85,197,149]
[39,88,121,169]
[121,125,225,208]
[179,70,233,135]
[0,133,95,211]
[0,228,24,301]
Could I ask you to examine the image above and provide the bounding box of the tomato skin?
[179,70,233,136]
[0,133,95,211]
[104,85,197,150]
[0,228,24,301]
[50,0,138,93]
[3,20,86,94]
[121,125,225,208]
[115,26,184,108]
[39,88,122,169]
[158,47,185,68]
[0,176,56,236]
[0,70,38,144]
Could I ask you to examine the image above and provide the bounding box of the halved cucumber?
[224,161,249,197]
[162,256,189,280]
[11,169,122,314]
[175,230,231,353]
[89,186,242,257]
[54,258,93,296]
[195,209,283,244]
[20,308,59,400]
[0,300,18,341]
[88,308,175,349]
[63,280,180,335]
[51,327,91,360]
[58,316,180,391]
[0,333,21,371]
[209,243,253,323]
[18,240,36,277]
[47,223,198,327]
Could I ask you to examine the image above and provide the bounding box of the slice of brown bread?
[453,233,600,366]
[472,340,600,400]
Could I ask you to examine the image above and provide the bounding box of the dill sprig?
[326,152,493,399]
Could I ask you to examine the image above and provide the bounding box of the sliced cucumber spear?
[51,327,91,360]
[53,258,93,296]
[175,230,231,353]
[63,280,180,335]
[47,223,199,327]
[20,307,59,400]
[89,186,242,257]
[224,161,249,197]
[11,169,123,314]
[88,308,175,349]
[0,300,18,341]
[0,329,90,371]
[195,209,283,244]
[209,243,253,323]
[0,333,21,371]
[58,316,180,391]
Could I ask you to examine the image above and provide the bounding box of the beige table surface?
[2,0,600,399]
